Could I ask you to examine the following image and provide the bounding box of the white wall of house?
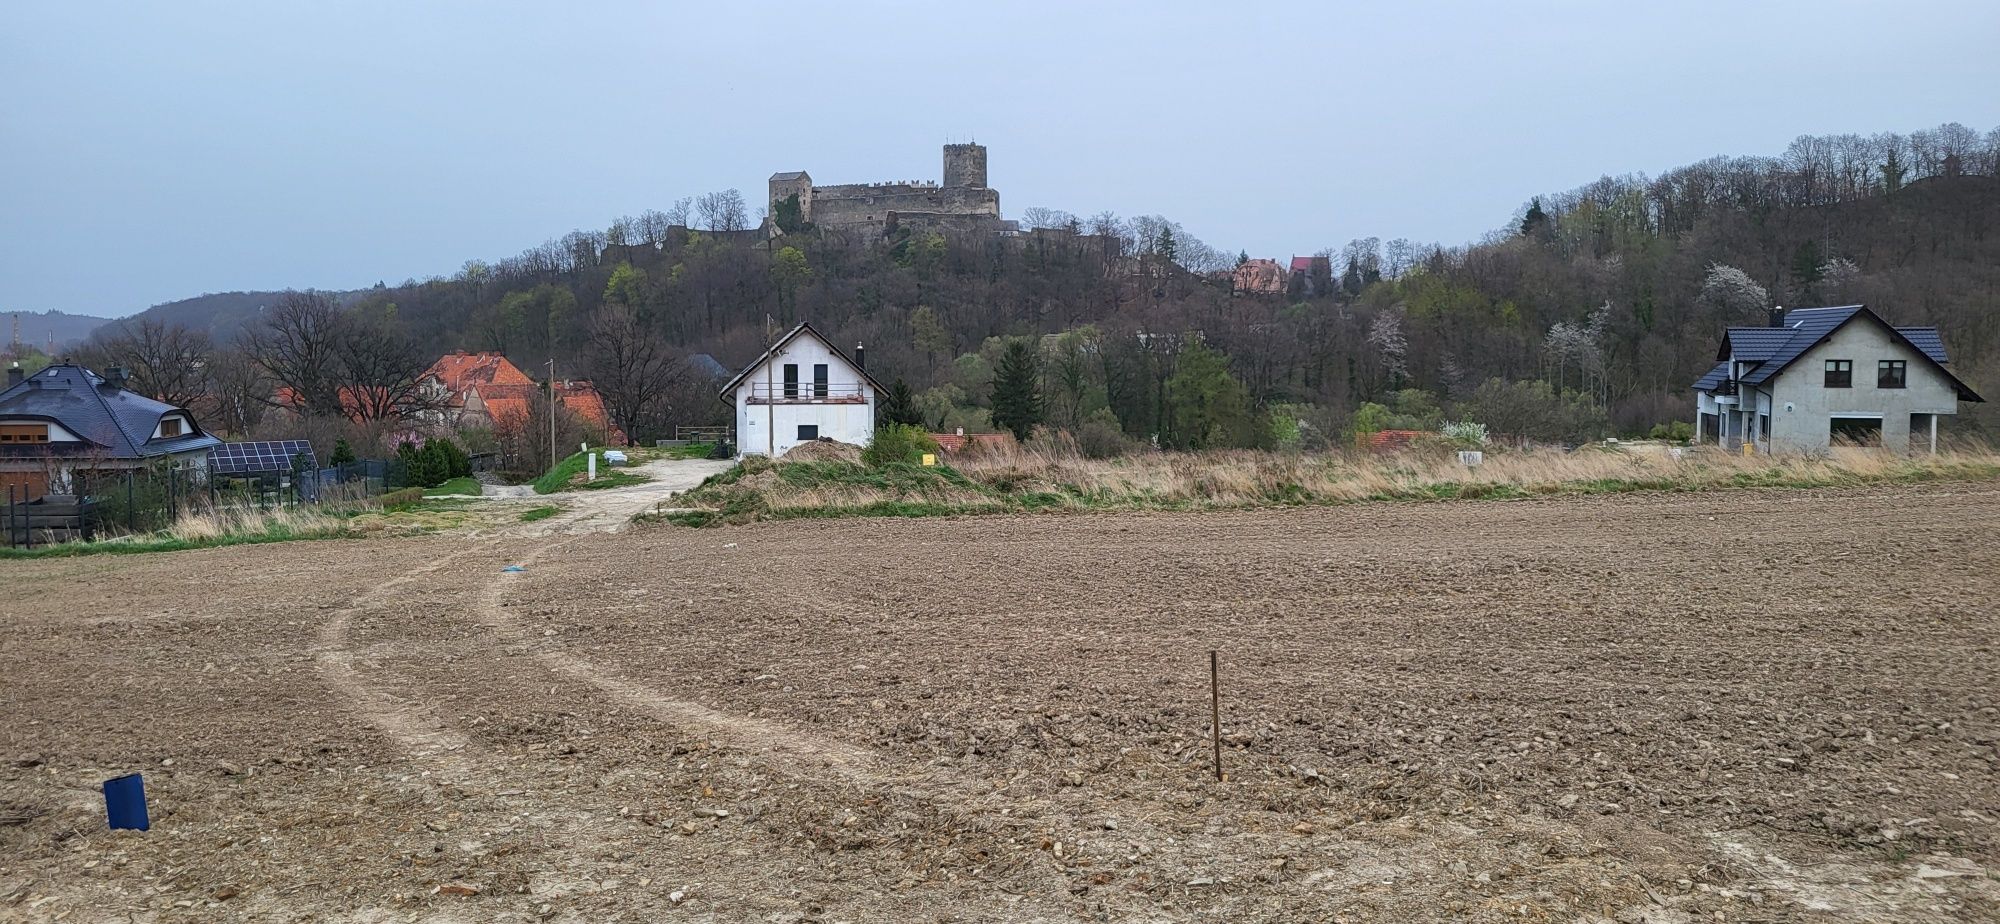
[1769,322,1959,452]
[731,332,876,458]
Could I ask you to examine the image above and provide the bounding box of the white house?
[721,322,882,459]
[1692,305,1982,453]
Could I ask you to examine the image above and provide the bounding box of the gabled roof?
[1692,362,1730,392]
[1719,327,1795,362]
[425,352,534,396]
[717,321,885,399]
[1699,305,1982,401]
[769,171,810,181]
[0,363,221,458]
[1288,256,1326,273]
[1896,327,1949,364]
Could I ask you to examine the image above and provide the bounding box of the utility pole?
[546,358,557,469]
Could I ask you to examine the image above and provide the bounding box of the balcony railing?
[747,382,867,404]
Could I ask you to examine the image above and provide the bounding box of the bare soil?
[3,483,1998,923]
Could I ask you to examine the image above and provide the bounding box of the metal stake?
[1210,649,1223,782]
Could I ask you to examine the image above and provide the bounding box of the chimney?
[1768,307,1786,328]
[104,366,129,390]
[854,342,866,370]
[6,362,21,388]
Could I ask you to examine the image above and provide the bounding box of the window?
[0,423,50,443]
[1758,414,1770,440]
[797,424,819,441]
[1877,360,1906,389]
[159,417,184,437]
[812,363,829,397]
[1824,359,1852,388]
[782,363,799,398]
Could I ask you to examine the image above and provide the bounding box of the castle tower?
[942,143,987,189]
[768,171,813,225]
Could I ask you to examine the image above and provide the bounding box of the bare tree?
[696,190,750,232]
[336,307,436,422]
[1021,207,1077,231]
[246,292,345,415]
[99,319,212,407]
[586,306,687,441]
[662,197,694,228]
[205,348,268,436]
[635,209,673,244]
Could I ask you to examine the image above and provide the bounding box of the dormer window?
[159,417,184,438]
[0,423,50,443]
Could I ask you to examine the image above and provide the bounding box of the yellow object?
[921,453,937,467]
[1742,442,1754,457]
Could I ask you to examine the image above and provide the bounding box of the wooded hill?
[97,122,2000,446]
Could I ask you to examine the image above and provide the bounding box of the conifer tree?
[988,339,1043,441]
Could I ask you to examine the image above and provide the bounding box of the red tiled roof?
[554,380,627,445]
[1359,429,1426,452]
[472,380,629,445]
[426,352,534,395]
[1290,256,1319,273]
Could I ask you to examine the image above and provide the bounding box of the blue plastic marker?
[103,773,149,831]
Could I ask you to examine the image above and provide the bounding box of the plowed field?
[4,483,1998,922]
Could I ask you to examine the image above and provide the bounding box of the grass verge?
[424,476,482,497]
[519,505,559,522]
[657,443,2000,527]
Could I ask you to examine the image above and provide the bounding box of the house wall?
[731,334,877,458]
[1769,321,1959,451]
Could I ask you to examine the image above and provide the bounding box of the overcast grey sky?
[4,1,1997,316]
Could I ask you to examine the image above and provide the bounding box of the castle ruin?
[768,143,1002,239]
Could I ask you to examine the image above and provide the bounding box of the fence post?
[126,471,135,533]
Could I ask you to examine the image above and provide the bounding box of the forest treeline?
[76,121,2000,452]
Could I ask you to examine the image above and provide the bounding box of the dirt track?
[4,483,1999,922]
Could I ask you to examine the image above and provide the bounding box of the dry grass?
[162,504,349,542]
[665,438,2000,526]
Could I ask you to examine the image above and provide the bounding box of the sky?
[4,1,1998,317]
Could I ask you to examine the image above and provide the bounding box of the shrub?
[395,441,436,488]
[329,438,357,467]
[1074,408,1137,459]
[862,424,942,467]
[1649,420,1695,443]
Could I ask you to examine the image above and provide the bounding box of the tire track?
[313,540,501,776]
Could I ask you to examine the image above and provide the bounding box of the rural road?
[514,456,733,536]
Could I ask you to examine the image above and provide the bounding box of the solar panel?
[209,440,318,475]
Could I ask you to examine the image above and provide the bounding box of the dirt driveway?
[3,483,1998,922]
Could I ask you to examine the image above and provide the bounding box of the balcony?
[747,382,868,405]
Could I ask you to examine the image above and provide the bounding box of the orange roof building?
[422,352,536,412]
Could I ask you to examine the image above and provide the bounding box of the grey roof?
[1721,327,1794,361]
[1896,327,1949,364]
[1692,362,1730,391]
[687,353,730,379]
[769,171,809,181]
[1693,305,1981,401]
[0,363,222,459]
[1738,306,1866,386]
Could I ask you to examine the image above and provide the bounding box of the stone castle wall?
[769,144,1000,239]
